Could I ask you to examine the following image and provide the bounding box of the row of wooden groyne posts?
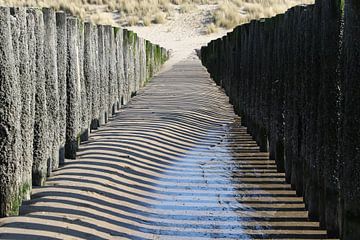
[201,0,359,239]
[0,6,168,218]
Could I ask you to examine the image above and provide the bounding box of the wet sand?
[0,56,333,239]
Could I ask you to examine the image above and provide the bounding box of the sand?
[0,58,328,240]
[127,4,230,68]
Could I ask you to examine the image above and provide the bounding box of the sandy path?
[0,58,329,240]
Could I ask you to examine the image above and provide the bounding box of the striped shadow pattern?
[0,56,333,240]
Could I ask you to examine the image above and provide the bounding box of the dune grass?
[0,0,313,29]
[211,0,314,29]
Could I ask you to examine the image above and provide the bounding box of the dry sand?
[127,4,230,68]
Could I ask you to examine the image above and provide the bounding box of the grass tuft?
[142,16,152,26]
[206,23,218,34]
[153,12,166,24]
[128,15,139,26]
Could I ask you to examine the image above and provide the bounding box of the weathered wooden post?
[231,26,241,116]
[123,29,133,103]
[318,0,342,235]
[65,17,80,159]
[84,22,95,134]
[25,8,37,198]
[271,14,285,173]
[341,0,360,238]
[79,20,89,142]
[109,26,118,115]
[134,33,141,93]
[31,8,49,186]
[302,4,315,214]
[0,6,22,217]
[97,25,106,125]
[56,11,67,165]
[115,28,125,108]
[12,7,34,200]
[254,20,268,153]
[305,0,322,222]
[263,18,274,158]
[291,5,307,197]
[103,25,111,121]
[91,25,100,130]
[43,8,60,173]
[284,7,295,183]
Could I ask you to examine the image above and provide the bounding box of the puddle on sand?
[145,119,254,239]
[146,118,327,239]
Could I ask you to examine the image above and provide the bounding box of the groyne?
[0,6,168,217]
[201,0,359,238]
